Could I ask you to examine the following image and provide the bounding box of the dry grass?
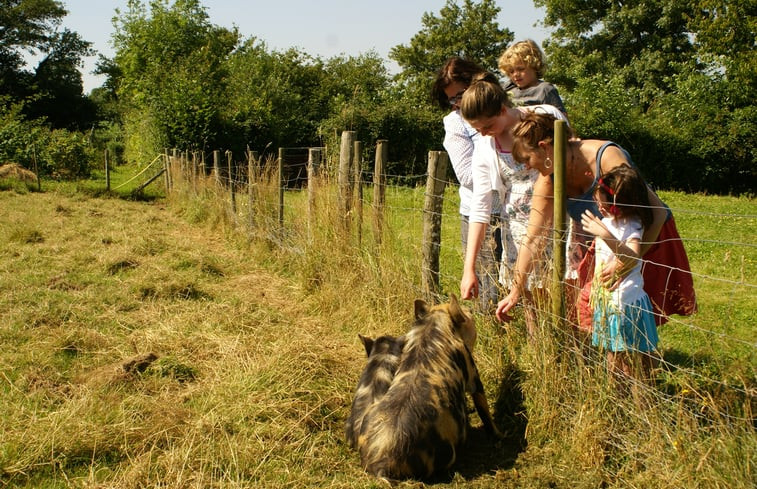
[0,164,754,488]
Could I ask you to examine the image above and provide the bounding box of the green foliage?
[0,0,67,90]
[390,0,513,103]
[0,97,92,178]
[1,0,96,130]
[111,0,239,158]
[537,0,756,194]
[223,40,330,152]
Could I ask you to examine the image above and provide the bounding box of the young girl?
[580,165,659,382]
[499,39,566,115]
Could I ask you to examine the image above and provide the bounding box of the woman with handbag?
[495,112,697,328]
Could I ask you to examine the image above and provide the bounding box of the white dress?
[468,104,568,287]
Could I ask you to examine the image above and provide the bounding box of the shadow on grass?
[453,362,527,481]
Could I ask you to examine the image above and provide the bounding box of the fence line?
[162,137,756,427]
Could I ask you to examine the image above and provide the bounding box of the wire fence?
[161,141,756,430]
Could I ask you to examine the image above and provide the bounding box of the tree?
[536,0,698,106]
[111,0,239,161]
[26,28,96,129]
[536,0,756,193]
[390,0,513,103]
[0,0,66,95]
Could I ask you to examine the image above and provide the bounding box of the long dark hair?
[596,165,653,229]
[431,57,485,110]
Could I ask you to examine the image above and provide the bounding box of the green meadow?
[0,165,754,488]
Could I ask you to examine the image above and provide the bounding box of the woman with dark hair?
[432,57,501,312]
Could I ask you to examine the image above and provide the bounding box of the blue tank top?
[559,142,670,221]
[563,142,627,221]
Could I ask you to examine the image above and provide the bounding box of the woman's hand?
[495,290,520,322]
[460,268,479,300]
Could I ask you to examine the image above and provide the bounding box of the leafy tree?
[537,0,756,193]
[1,0,95,130]
[390,0,513,103]
[223,39,329,154]
[0,0,66,95]
[26,28,96,130]
[536,0,698,106]
[111,0,239,161]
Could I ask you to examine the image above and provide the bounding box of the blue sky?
[55,0,549,93]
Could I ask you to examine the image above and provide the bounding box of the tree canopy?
[536,0,756,193]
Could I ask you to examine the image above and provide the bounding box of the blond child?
[499,39,566,114]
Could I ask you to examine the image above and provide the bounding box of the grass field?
[0,164,754,488]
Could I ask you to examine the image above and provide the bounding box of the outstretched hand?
[460,269,479,300]
[495,291,519,322]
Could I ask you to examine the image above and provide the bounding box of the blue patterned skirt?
[592,294,659,353]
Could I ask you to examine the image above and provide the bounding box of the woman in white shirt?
[458,72,568,336]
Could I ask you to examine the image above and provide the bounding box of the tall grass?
[0,159,754,488]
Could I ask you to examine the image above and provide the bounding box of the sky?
[53,0,550,94]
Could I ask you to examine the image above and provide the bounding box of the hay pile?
[0,162,38,182]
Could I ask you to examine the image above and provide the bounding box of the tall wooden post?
[213,150,221,187]
[552,120,568,327]
[163,148,171,192]
[278,148,285,229]
[373,140,388,246]
[353,141,363,247]
[338,131,356,231]
[307,147,322,241]
[248,149,258,230]
[227,150,236,214]
[421,151,449,299]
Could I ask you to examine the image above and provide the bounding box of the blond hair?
[498,39,546,78]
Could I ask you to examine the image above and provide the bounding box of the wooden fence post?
[373,140,387,247]
[339,131,356,231]
[278,148,285,229]
[163,148,171,192]
[307,147,322,241]
[552,120,568,327]
[422,151,448,300]
[226,150,236,214]
[353,140,363,246]
[248,149,258,230]
[213,150,221,187]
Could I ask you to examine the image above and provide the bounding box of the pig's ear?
[448,294,468,326]
[414,299,430,320]
[359,334,374,357]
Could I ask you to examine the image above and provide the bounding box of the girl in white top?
[458,72,567,336]
[580,165,659,384]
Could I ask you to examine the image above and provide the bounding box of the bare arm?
[460,221,487,299]
[597,145,667,256]
[496,175,554,321]
[642,187,666,256]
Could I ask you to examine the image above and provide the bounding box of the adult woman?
[496,112,697,326]
[458,72,567,335]
[432,58,501,311]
